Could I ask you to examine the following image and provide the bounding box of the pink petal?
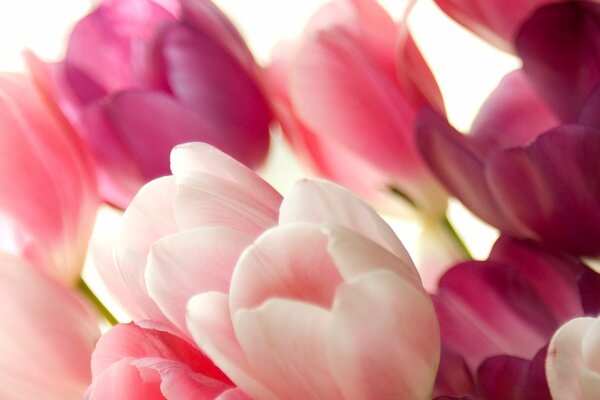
[233,299,344,400]
[470,70,559,153]
[0,255,99,400]
[114,176,178,323]
[516,1,600,122]
[547,317,600,400]
[186,292,278,400]
[229,223,344,313]
[159,23,271,168]
[146,227,253,334]
[328,270,439,400]
[0,73,98,284]
[86,358,164,400]
[170,142,282,213]
[215,388,253,400]
[173,171,278,235]
[279,179,412,261]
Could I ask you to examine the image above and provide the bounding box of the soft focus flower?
[416,72,600,256]
[267,0,447,218]
[37,0,273,208]
[0,72,98,285]
[432,236,600,398]
[85,321,249,399]
[546,316,600,399]
[94,142,440,399]
[0,253,100,400]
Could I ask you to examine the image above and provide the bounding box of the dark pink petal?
[434,0,557,51]
[516,1,600,121]
[489,237,584,322]
[65,0,175,103]
[486,125,600,256]
[578,268,600,316]
[91,322,229,383]
[433,347,476,398]
[435,261,555,369]
[415,109,517,233]
[470,70,559,153]
[159,23,271,168]
[578,82,600,128]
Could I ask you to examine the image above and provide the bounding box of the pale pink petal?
[173,171,278,235]
[186,292,278,400]
[170,142,282,213]
[86,358,164,400]
[146,227,253,334]
[279,179,411,261]
[327,269,439,400]
[0,255,100,400]
[114,176,178,322]
[229,223,343,313]
[215,388,252,400]
[547,317,600,400]
[323,223,421,286]
[233,299,344,399]
[0,73,98,284]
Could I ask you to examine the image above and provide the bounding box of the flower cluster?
[0,0,599,399]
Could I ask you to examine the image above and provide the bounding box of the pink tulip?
[267,0,447,217]
[94,143,439,398]
[0,254,100,399]
[37,0,273,209]
[85,321,250,399]
[416,72,600,256]
[0,73,98,285]
[433,0,561,52]
[546,316,600,399]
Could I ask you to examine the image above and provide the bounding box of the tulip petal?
[114,176,178,322]
[516,1,600,121]
[215,388,252,400]
[579,268,600,316]
[486,125,600,256]
[86,358,164,400]
[234,299,344,400]
[547,317,600,400]
[159,23,271,168]
[173,171,278,235]
[229,223,343,312]
[186,292,278,400]
[146,227,252,333]
[470,70,559,153]
[477,356,530,400]
[170,142,282,214]
[0,255,99,400]
[434,347,476,398]
[327,269,439,400]
[415,109,517,233]
[280,179,411,261]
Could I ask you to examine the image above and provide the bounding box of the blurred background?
[0,0,519,318]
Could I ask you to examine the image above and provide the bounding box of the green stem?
[77,278,118,326]
[440,214,473,259]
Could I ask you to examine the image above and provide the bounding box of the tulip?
[0,72,98,285]
[38,0,273,209]
[94,142,439,398]
[267,0,447,218]
[546,316,600,399]
[85,321,250,399]
[0,254,100,399]
[416,71,600,256]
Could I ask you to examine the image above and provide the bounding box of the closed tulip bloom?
[39,0,273,208]
[0,254,100,400]
[0,73,98,285]
[546,316,600,400]
[267,0,447,218]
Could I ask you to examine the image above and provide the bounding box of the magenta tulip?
[0,73,98,285]
[417,71,600,256]
[38,0,273,208]
[267,0,447,217]
[0,254,100,399]
[85,322,249,399]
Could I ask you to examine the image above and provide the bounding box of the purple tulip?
[35,0,272,208]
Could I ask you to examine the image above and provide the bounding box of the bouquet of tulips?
[1,0,599,399]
